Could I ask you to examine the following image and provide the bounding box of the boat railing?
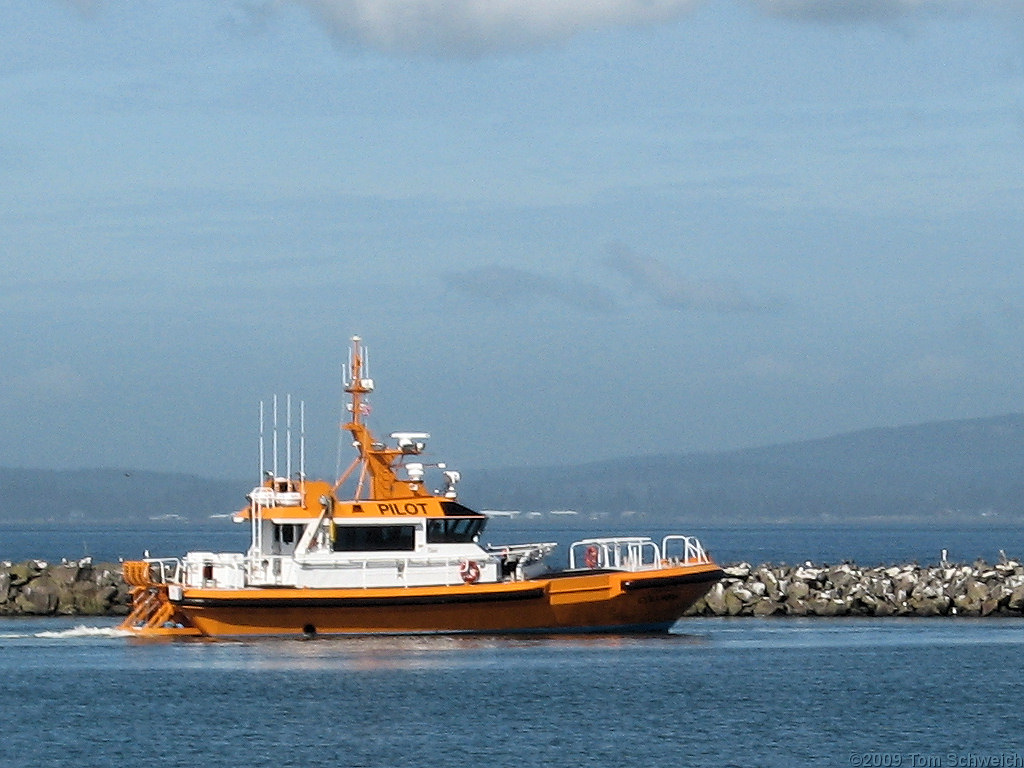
[138,557,184,584]
[249,487,303,507]
[660,535,711,565]
[242,552,503,588]
[568,537,662,571]
[568,535,710,570]
[484,542,558,564]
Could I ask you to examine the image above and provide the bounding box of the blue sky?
[2,0,1023,479]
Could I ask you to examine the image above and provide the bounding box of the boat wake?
[33,625,130,640]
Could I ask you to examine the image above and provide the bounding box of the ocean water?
[1,616,1022,768]
[3,525,1024,766]
[2,521,1022,566]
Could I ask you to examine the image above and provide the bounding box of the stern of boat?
[119,559,203,637]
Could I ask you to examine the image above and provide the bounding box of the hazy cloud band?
[289,0,701,54]
[59,1,1020,54]
[284,0,1017,54]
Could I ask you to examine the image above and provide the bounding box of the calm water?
[3,525,1024,766]
[1,616,1022,767]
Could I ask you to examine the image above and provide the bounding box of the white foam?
[34,625,130,639]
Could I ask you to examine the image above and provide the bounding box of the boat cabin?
[174,475,553,591]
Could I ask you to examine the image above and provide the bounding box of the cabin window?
[440,501,483,517]
[426,517,485,544]
[273,524,302,545]
[331,524,417,552]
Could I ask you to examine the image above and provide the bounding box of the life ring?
[584,545,599,569]
[460,560,481,584]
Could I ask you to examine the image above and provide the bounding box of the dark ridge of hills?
[459,413,1024,524]
[2,414,1023,526]
[0,469,250,526]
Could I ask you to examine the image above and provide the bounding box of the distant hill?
[2,414,1023,526]
[460,414,1024,524]
[0,469,249,526]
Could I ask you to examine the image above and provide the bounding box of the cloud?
[53,0,102,15]
[286,0,702,55]
[742,353,846,385]
[882,353,973,386]
[444,264,616,313]
[749,0,1016,22]
[7,363,90,403]
[287,0,1020,54]
[604,243,779,314]
[56,0,1018,57]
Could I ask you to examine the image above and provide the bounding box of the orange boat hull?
[124,564,722,637]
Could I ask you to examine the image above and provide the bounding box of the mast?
[346,336,373,437]
[342,336,429,500]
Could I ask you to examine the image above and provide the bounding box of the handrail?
[485,542,558,554]
[292,553,497,568]
[144,536,709,589]
[248,487,303,509]
[239,552,499,588]
[568,537,661,570]
[137,557,183,584]
[567,535,710,570]
[661,535,710,565]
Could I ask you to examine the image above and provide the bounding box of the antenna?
[286,394,292,484]
[272,394,279,479]
[300,399,306,489]
[259,400,265,481]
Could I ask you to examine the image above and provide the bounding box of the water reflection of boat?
[121,337,722,638]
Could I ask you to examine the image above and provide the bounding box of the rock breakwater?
[687,557,1024,617]
[0,559,132,616]
[3,557,1024,618]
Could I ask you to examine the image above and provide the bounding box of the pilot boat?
[121,337,723,637]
